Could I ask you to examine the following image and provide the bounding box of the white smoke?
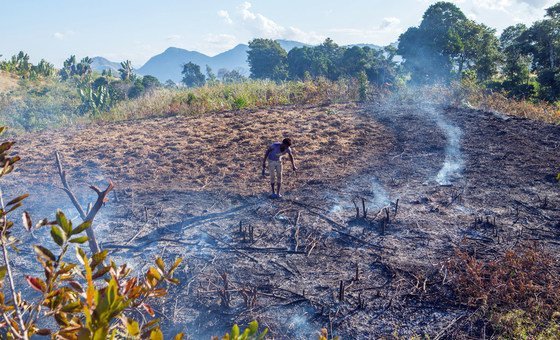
[423,106,464,185]
[371,177,391,209]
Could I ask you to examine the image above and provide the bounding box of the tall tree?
[118,60,134,81]
[519,3,560,100]
[181,62,205,87]
[499,24,534,98]
[247,39,288,81]
[398,2,467,84]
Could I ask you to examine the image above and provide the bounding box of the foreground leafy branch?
[0,126,183,338]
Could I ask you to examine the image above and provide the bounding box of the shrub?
[446,245,560,338]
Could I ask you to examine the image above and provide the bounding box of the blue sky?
[0,0,556,67]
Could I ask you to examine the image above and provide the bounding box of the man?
[262,138,297,198]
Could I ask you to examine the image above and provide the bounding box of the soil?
[4,100,560,338]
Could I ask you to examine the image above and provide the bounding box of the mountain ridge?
[92,40,384,82]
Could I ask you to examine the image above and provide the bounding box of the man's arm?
[288,151,297,171]
[262,148,271,174]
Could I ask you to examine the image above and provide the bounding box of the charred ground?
[5,100,560,338]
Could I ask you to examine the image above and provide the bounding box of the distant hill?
[99,40,388,83]
[91,57,121,74]
[136,40,308,83]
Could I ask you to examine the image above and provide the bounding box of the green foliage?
[219,68,247,84]
[0,127,184,339]
[233,96,248,110]
[59,55,93,80]
[0,52,55,79]
[119,60,135,81]
[212,321,268,340]
[398,1,500,84]
[181,62,206,87]
[358,70,368,101]
[142,75,161,90]
[79,80,112,115]
[206,65,218,86]
[247,38,288,81]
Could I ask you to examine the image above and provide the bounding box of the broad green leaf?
[33,245,56,262]
[50,226,66,246]
[231,324,240,338]
[60,300,82,313]
[248,321,258,335]
[56,210,72,236]
[72,220,91,236]
[69,236,89,244]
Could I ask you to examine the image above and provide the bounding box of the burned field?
[6,101,560,338]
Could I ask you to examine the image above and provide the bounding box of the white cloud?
[53,30,76,40]
[218,10,233,24]
[234,2,324,44]
[328,17,404,45]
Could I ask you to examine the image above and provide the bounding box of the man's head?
[282,138,292,147]
[280,138,292,152]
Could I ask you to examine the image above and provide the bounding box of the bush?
[446,245,560,338]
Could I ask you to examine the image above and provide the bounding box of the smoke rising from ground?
[422,106,464,185]
[371,177,391,209]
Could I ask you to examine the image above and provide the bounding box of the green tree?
[205,65,218,85]
[398,2,467,84]
[519,3,560,101]
[499,24,534,98]
[141,75,161,90]
[399,2,500,84]
[60,55,77,80]
[247,39,288,81]
[219,68,246,83]
[181,62,205,87]
[119,60,134,81]
[33,59,55,78]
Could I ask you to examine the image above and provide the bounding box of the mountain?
[91,57,121,74]
[348,43,383,50]
[137,47,211,83]
[136,40,309,83]
[101,40,390,83]
[276,39,309,52]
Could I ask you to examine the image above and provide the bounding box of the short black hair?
[282,138,292,146]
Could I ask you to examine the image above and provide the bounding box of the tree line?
[2,1,559,104]
[245,1,560,102]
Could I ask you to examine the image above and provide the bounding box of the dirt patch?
[4,101,560,338]
[0,72,19,93]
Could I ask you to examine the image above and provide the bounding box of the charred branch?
[55,151,114,254]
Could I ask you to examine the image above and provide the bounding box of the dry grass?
[14,103,391,196]
[389,84,560,124]
[103,78,365,122]
[464,90,560,124]
[0,71,19,93]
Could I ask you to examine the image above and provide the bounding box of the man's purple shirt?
[267,142,292,161]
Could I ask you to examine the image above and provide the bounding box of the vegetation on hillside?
[1,1,559,133]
